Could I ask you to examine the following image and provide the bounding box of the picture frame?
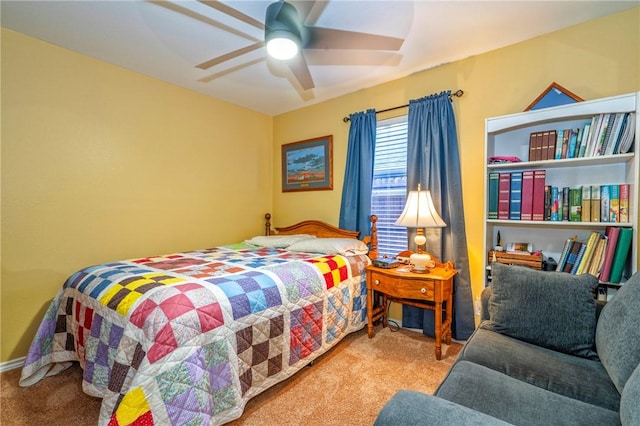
[524,82,584,111]
[282,135,333,192]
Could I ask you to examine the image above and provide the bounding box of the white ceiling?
[2,1,637,116]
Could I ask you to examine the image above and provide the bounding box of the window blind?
[372,116,408,257]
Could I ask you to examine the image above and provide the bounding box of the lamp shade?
[395,188,447,228]
[265,1,302,60]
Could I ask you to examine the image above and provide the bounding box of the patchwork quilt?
[20,243,370,425]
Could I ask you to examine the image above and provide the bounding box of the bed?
[19,214,378,425]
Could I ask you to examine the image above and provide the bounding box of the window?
[371,116,408,256]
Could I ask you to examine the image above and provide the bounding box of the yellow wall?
[272,8,640,321]
[1,8,639,363]
[1,29,273,362]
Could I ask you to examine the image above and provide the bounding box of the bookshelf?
[483,92,639,289]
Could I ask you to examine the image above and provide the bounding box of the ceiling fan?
[193,0,405,91]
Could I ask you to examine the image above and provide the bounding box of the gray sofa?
[375,263,640,426]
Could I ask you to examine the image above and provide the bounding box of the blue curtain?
[402,91,475,340]
[339,109,377,238]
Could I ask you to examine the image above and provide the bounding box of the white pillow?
[245,234,316,248]
[286,238,369,256]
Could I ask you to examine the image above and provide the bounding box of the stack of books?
[488,170,546,221]
[546,183,631,223]
[488,170,631,224]
[555,227,633,283]
[527,112,635,161]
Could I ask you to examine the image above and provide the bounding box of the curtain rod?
[342,89,464,122]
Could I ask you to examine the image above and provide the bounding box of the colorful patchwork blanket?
[20,243,370,425]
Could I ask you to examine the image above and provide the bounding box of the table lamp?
[395,184,447,272]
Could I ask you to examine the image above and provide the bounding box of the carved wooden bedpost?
[369,215,378,259]
[265,213,272,236]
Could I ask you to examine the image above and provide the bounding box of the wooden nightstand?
[366,260,457,360]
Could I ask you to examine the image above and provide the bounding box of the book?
[573,127,584,159]
[509,172,523,220]
[554,130,564,159]
[609,184,619,223]
[539,132,548,161]
[546,130,557,160]
[498,173,511,220]
[591,185,601,222]
[576,231,602,275]
[562,187,570,221]
[556,237,575,272]
[569,188,581,222]
[560,129,570,159]
[520,170,534,221]
[619,183,630,223]
[538,132,545,160]
[563,241,583,273]
[578,122,591,158]
[532,170,546,221]
[594,113,614,156]
[528,132,537,161]
[586,114,604,157]
[618,112,636,154]
[488,172,499,219]
[600,184,610,223]
[581,185,591,222]
[609,113,628,155]
[599,226,621,282]
[604,113,625,156]
[587,236,607,277]
[550,186,560,221]
[609,227,633,283]
[567,128,579,158]
[602,113,624,156]
[570,243,588,275]
[544,185,552,221]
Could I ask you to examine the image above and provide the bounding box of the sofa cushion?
[621,364,640,426]
[436,360,621,426]
[374,390,511,426]
[460,327,620,411]
[596,272,640,394]
[486,263,598,359]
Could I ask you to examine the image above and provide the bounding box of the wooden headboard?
[264,213,378,259]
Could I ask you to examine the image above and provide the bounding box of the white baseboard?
[0,356,25,373]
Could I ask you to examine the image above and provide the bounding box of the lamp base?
[409,252,436,273]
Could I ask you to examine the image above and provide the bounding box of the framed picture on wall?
[524,82,584,111]
[282,135,333,192]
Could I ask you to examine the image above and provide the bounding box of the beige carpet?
[1,326,461,426]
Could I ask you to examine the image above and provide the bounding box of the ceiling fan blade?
[149,1,261,41]
[198,57,266,83]
[287,53,314,90]
[198,0,265,30]
[196,42,264,70]
[305,27,404,51]
[293,1,326,25]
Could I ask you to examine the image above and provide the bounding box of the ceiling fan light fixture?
[265,1,302,60]
[266,34,299,60]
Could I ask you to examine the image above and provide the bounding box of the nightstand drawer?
[369,271,435,300]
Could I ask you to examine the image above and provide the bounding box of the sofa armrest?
[374,390,512,426]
